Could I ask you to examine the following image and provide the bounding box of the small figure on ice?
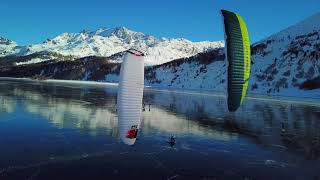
[168,135,176,147]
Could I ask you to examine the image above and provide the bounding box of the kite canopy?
[117,49,144,145]
[221,9,251,112]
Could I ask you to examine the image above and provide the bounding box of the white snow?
[7,27,223,66]
[0,77,118,86]
[0,37,19,57]
[43,79,118,86]
[15,57,53,65]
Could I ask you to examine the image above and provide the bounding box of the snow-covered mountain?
[0,37,19,57]
[10,27,223,65]
[1,13,319,98]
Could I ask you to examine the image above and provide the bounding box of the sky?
[0,0,319,45]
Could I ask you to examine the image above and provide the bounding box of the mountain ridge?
[0,27,223,65]
[0,12,319,98]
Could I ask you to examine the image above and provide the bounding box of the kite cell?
[221,9,251,112]
[117,49,145,145]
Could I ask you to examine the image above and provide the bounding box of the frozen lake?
[0,79,320,180]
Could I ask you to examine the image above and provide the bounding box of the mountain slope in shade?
[20,27,223,65]
[249,12,320,95]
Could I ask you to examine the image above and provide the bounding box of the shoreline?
[1,77,319,106]
[0,77,118,86]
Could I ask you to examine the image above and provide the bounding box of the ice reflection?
[0,80,319,159]
[0,96,16,113]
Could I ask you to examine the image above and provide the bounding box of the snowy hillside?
[15,27,223,65]
[250,12,320,96]
[264,13,320,43]
[0,51,75,68]
[141,13,320,97]
[142,49,226,90]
